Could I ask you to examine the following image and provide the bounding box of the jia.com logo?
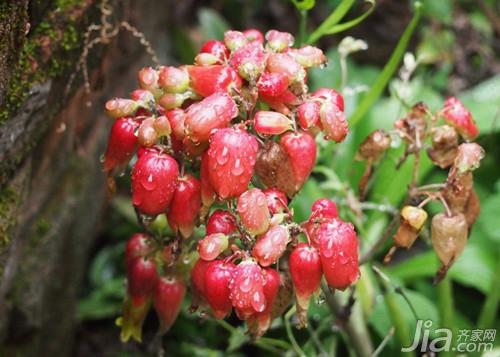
[402,320,496,353]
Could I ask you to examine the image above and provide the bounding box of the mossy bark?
[0,1,172,355]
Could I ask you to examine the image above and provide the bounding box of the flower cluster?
[104,28,359,342]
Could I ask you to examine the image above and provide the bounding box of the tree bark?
[0,1,172,355]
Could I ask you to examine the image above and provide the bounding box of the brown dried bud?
[464,189,480,229]
[255,141,296,197]
[393,206,428,248]
[427,125,458,168]
[443,172,473,215]
[357,129,391,161]
[394,102,429,150]
[453,143,485,174]
[431,213,468,268]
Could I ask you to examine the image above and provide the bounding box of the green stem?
[322,284,373,357]
[349,1,422,128]
[437,276,454,329]
[284,306,306,356]
[373,266,415,357]
[477,248,500,328]
[307,0,356,44]
[298,10,308,46]
[437,275,454,357]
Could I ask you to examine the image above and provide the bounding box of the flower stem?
[437,274,454,357]
[322,284,373,357]
[284,305,306,356]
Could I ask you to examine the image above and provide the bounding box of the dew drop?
[240,277,252,293]
[141,173,157,190]
[256,195,266,207]
[251,291,266,312]
[216,150,229,165]
[316,293,325,305]
[205,241,216,254]
[231,158,244,176]
[322,238,334,258]
[338,252,348,265]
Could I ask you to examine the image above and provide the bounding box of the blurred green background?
[74,0,500,355]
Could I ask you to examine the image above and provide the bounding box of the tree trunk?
[0,1,172,355]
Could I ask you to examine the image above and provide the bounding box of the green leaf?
[89,243,124,288]
[369,288,438,341]
[227,327,250,352]
[170,26,197,64]
[77,278,125,320]
[388,233,497,294]
[476,191,500,243]
[198,8,230,41]
[290,178,323,221]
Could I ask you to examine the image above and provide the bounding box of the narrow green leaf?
[349,2,423,128]
[307,0,356,44]
[323,0,375,35]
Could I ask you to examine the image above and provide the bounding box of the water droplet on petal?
[251,290,266,312]
[240,277,252,292]
[231,158,245,176]
[217,151,229,165]
[322,238,334,258]
[206,241,216,254]
[141,173,157,190]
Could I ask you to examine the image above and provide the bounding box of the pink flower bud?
[200,40,230,63]
[130,89,155,103]
[288,46,327,68]
[185,92,239,143]
[194,52,221,66]
[137,117,158,147]
[166,108,186,141]
[237,188,271,235]
[252,225,290,266]
[442,97,479,139]
[105,98,139,118]
[265,30,294,52]
[224,30,248,51]
[229,42,266,81]
[138,67,159,92]
[267,53,305,83]
[319,100,348,142]
[254,111,293,135]
[257,72,289,98]
[198,233,229,261]
[297,101,320,130]
[153,115,171,137]
[158,93,186,110]
[158,66,190,93]
[243,29,264,44]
